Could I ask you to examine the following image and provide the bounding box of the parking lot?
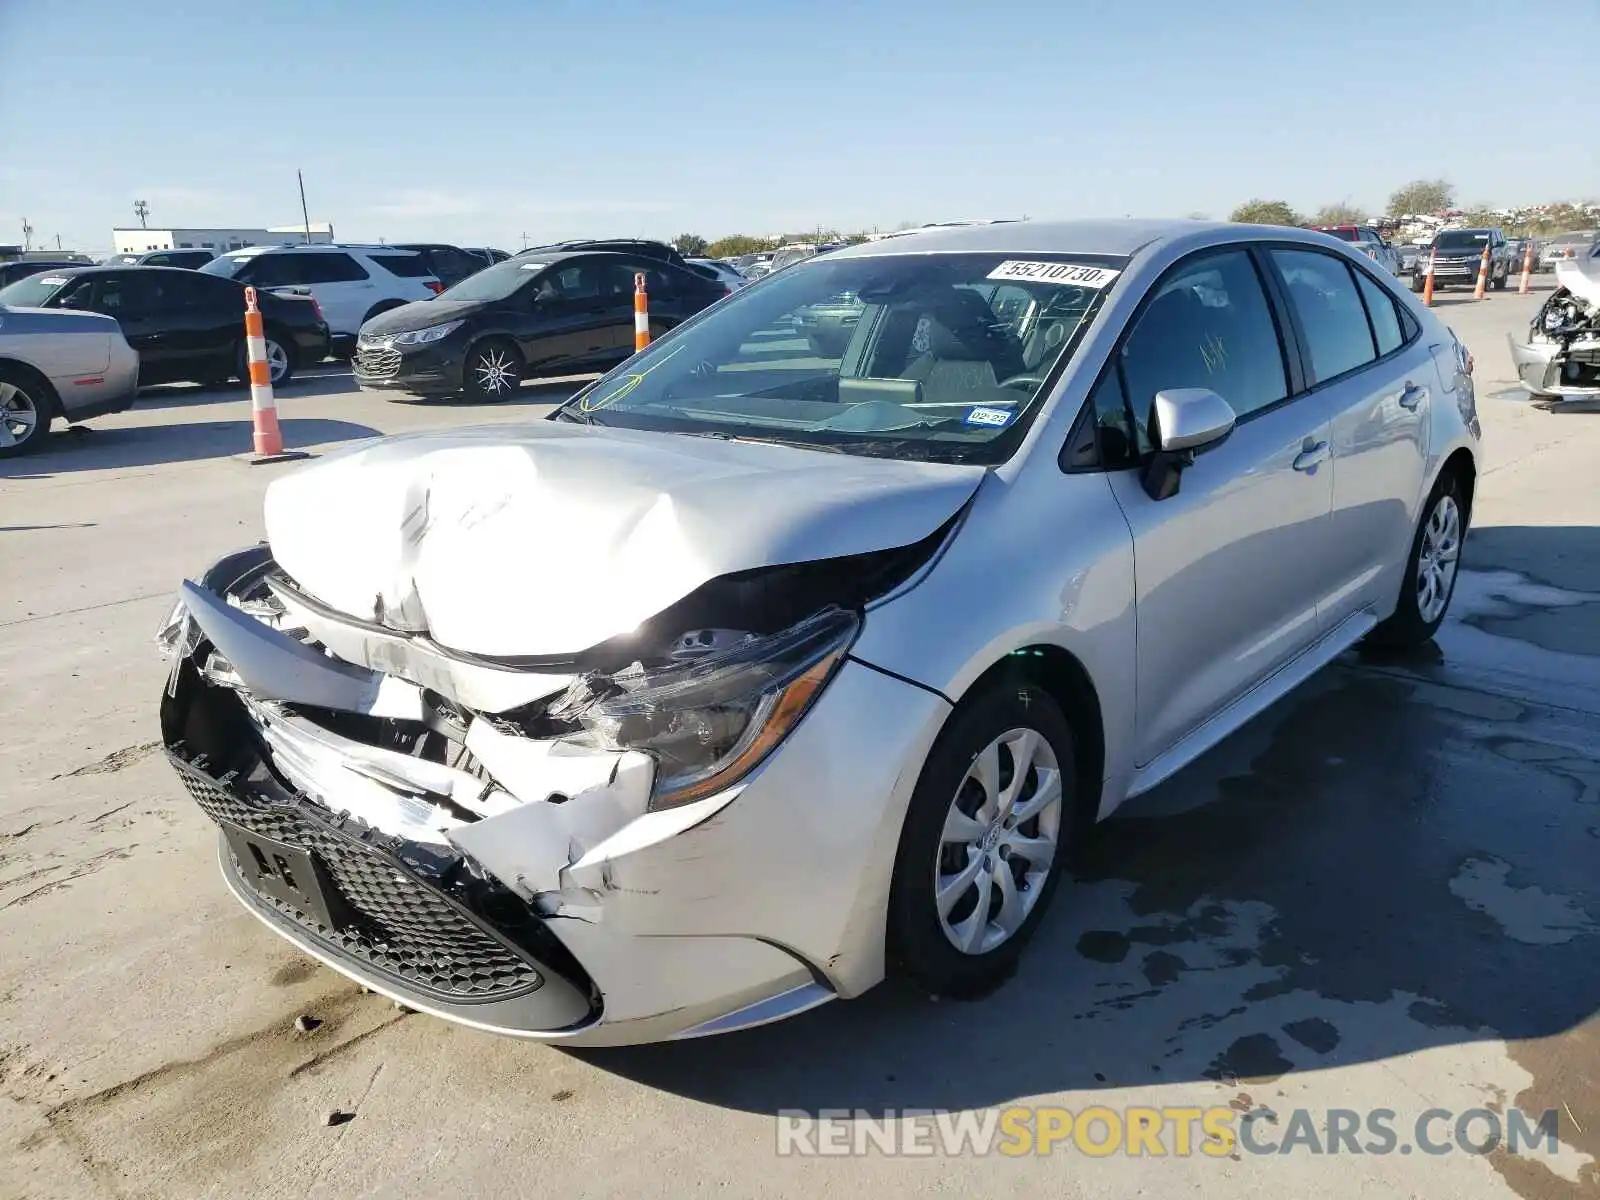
[1,280,1596,1199]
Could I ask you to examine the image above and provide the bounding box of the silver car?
[0,301,140,458]
[156,219,1480,1046]
[1508,242,1600,400]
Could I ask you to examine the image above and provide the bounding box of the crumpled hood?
[1555,257,1600,307]
[263,423,985,658]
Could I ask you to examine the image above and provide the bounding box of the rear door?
[1265,247,1431,633]
[249,252,372,336]
[159,271,241,378]
[1099,246,1339,769]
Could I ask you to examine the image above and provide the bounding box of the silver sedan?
[0,302,139,457]
[156,218,1480,1045]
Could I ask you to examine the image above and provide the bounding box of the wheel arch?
[0,357,63,419]
[1440,446,1476,522]
[943,642,1107,833]
[361,299,406,326]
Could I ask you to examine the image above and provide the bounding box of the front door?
[520,258,626,370]
[1097,247,1338,768]
[84,272,179,384]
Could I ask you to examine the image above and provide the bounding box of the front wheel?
[887,682,1080,998]
[462,338,523,402]
[1369,472,1466,648]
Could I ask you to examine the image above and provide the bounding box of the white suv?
[199,244,444,355]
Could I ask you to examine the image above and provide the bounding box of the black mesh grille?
[169,749,544,1003]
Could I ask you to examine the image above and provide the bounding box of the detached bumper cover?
[1508,333,1600,399]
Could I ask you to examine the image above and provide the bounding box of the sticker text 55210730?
[986,261,1121,289]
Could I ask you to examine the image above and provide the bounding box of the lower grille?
[169,747,544,1003]
[354,347,402,378]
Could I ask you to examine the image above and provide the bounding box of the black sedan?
[0,266,329,388]
[352,249,728,401]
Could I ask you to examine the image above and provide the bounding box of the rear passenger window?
[1353,270,1404,357]
[300,253,369,284]
[1270,249,1376,383]
[1119,249,1288,426]
[368,253,431,278]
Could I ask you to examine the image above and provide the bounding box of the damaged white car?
[1509,241,1600,400]
[158,219,1480,1046]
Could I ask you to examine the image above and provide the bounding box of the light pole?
[134,200,149,229]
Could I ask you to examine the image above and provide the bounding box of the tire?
[1411,275,1426,293]
[235,331,296,388]
[0,364,58,459]
[1369,471,1466,648]
[1492,269,1507,292]
[462,338,523,402]
[887,681,1081,998]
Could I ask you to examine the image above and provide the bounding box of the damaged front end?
[1508,268,1600,400]
[156,527,947,1040]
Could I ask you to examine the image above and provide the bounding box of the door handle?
[1398,382,1426,410]
[1293,440,1329,472]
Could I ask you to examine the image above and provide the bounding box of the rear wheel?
[0,365,57,458]
[462,338,523,402]
[887,682,1080,998]
[1369,471,1466,648]
[234,332,295,388]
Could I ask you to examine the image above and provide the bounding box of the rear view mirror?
[1142,388,1236,501]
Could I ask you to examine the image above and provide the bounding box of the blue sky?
[1,0,1594,254]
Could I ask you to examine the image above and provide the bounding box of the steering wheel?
[998,374,1046,391]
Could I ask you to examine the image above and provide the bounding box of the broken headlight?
[548,607,859,810]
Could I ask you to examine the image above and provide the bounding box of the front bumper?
[352,339,465,396]
[1507,332,1600,399]
[159,558,946,1045]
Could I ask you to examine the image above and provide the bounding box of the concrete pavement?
[1,286,1595,1199]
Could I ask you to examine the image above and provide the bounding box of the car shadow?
[128,370,358,411]
[387,376,591,412]
[0,416,380,476]
[564,541,1599,1147]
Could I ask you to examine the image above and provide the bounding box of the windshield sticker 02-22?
[985,261,1121,289]
[965,406,1014,428]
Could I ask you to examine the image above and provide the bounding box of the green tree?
[673,233,709,256]
[1309,203,1368,227]
[1230,199,1302,226]
[1387,179,1454,217]
[705,234,777,259]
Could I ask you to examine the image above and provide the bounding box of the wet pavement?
[2,287,1597,1198]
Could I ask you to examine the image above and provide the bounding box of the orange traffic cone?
[1518,241,1535,294]
[1472,244,1490,299]
[1422,248,1436,307]
[634,273,651,352]
[243,286,308,465]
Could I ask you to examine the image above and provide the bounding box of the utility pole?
[20,218,33,250]
[55,234,62,250]
[298,170,312,244]
[521,231,531,249]
[134,200,149,228]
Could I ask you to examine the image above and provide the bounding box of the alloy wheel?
[1416,493,1461,625]
[265,339,290,385]
[472,346,517,396]
[935,727,1063,955]
[0,381,40,450]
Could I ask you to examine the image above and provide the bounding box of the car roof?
[22,265,222,279]
[831,218,1251,260]
[220,243,419,256]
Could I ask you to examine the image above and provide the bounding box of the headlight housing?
[547,607,859,809]
[392,320,464,346]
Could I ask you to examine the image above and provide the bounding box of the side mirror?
[1141,388,1236,501]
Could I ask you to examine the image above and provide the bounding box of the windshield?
[0,274,69,307]
[1320,228,1359,242]
[199,254,253,279]
[436,258,538,303]
[556,250,1126,465]
[1434,231,1489,251]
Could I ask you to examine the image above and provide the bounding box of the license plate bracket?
[221,822,347,931]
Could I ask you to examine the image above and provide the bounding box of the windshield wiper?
[551,405,604,425]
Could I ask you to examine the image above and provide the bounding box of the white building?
[110,222,335,256]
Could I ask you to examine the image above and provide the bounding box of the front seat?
[901,288,1027,402]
